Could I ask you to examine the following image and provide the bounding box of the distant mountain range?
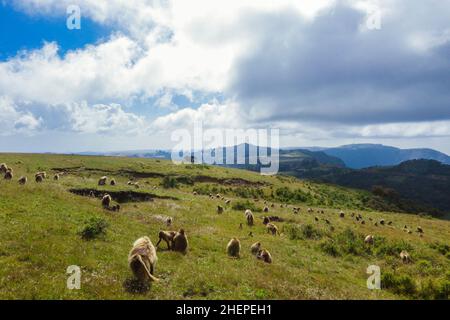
[304,144,450,169]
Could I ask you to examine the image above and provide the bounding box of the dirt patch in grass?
[69,188,178,203]
[52,166,165,178]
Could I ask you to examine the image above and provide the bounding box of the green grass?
[0,153,449,300]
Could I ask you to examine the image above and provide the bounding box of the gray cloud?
[229,3,450,126]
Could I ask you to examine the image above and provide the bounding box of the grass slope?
[0,153,448,300]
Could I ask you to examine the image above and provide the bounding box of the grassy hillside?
[0,154,448,300]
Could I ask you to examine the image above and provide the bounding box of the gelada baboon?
[246,210,254,226]
[172,229,188,253]
[110,179,116,186]
[364,235,374,245]
[4,169,13,180]
[35,172,47,179]
[256,249,272,264]
[227,238,241,258]
[0,163,7,173]
[262,216,270,225]
[102,194,112,208]
[18,176,27,185]
[128,236,159,282]
[217,206,224,214]
[266,223,279,235]
[53,174,60,181]
[250,241,261,255]
[98,176,107,186]
[156,230,177,250]
[166,217,173,226]
[35,174,44,183]
[400,250,411,263]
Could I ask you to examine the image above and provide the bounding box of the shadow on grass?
[123,278,152,294]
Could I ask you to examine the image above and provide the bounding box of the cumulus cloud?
[0,96,42,135]
[2,0,450,151]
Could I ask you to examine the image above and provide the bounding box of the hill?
[0,154,449,299]
[312,159,450,218]
[315,144,450,169]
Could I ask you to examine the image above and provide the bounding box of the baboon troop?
[128,237,159,282]
[172,229,188,253]
[102,194,112,208]
[98,176,108,186]
[156,230,177,250]
[227,238,241,258]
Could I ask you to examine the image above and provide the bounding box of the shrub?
[418,279,450,300]
[274,187,308,203]
[161,176,178,188]
[232,200,261,212]
[335,228,368,256]
[320,239,340,257]
[284,223,323,240]
[79,217,108,240]
[374,239,413,258]
[381,272,417,296]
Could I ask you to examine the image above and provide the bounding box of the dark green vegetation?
[0,153,448,299]
[314,160,450,218]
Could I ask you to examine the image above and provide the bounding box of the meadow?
[0,153,448,299]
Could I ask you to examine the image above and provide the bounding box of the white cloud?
[0,96,42,135]
[2,0,450,152]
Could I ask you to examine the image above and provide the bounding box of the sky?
[0,0,450,154]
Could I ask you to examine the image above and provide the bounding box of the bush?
[335,228,368,256]
[161,176,178,189]
[284,223,323,240]
[232,200,261,212]
[79,217,108,240]
[374,238,413,258]
[418,279,450,300]
[382,272,417,296]
[274,187,308,203]
[320,239,340,257]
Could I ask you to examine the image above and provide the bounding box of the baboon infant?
[172,229,188,253]
[227,238,241,258]
[156,230,177,250]
[128,236,159,282]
